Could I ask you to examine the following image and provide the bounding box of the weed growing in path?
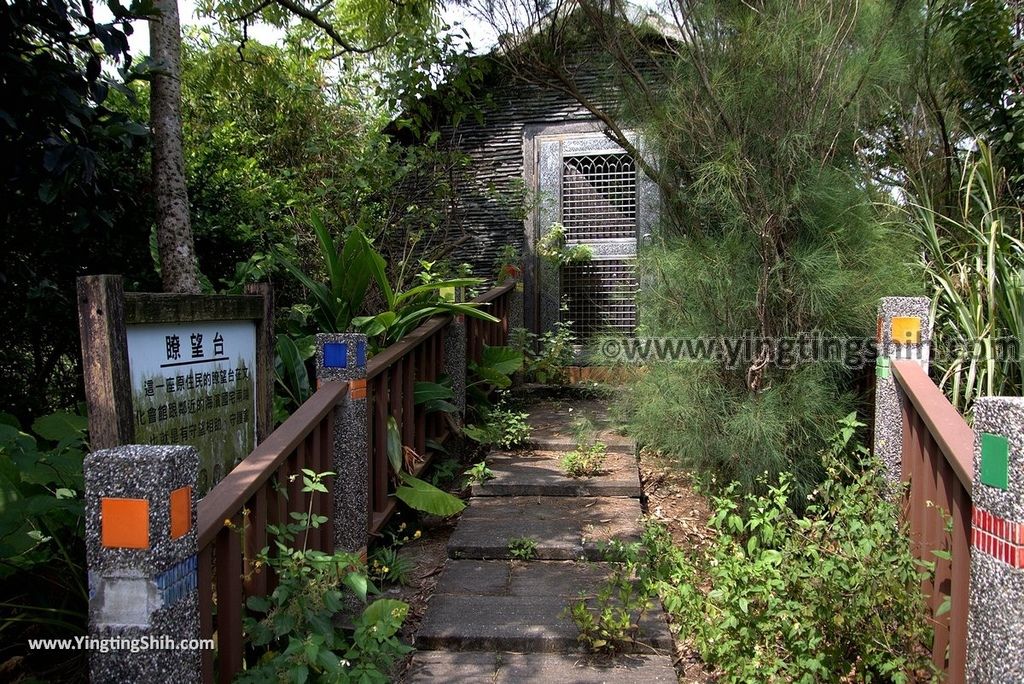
[507,536,538,560]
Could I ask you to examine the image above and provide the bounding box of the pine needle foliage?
[616,0,920,500]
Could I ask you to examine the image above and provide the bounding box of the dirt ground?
[638,448,718,683]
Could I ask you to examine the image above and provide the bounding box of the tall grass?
[906,143,1024,413]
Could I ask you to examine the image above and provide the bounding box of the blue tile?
[323,342,348,369]
[356,340,366,368]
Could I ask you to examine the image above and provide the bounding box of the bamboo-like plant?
[905,143,1024,413]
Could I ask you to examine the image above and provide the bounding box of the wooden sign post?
[77,275,273,494]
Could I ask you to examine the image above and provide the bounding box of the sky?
[94,1,499,57]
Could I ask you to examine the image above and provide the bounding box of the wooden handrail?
[471,279,516,304]
[366,315,451,380]
[197,380,348,549]
[364,280,517,380]
[892,360,975,494]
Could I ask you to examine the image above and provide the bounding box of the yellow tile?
[890,316,921,345]
[101,498,149,549]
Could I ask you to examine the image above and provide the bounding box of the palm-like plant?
[278,215,499,348]
[906,143,1024,413]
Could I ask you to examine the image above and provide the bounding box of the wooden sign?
[77,275,273,495]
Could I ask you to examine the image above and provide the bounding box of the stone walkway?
[405,399,677,682]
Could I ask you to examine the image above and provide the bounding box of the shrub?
[655,416,936,682]
[240,470,411,683]
[0,410,89,651]
[511,321,576,385]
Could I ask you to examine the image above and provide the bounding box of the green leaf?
[362,598,409,636]
[414,381,454,405]
[31,412,87,443]
[386,417,403,474]
[275,334,312,406]
[479,345,524,374]
[473,366,512,389]
[246,595,271,613]
[343,571,368,602]
[394,472,465,516]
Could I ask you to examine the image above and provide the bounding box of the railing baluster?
[199,545,214,683]
[216,519,243,683]
[415,342,427,457]
[245,488,268,597]
[403,352,415,455]
[949,482,970,681]
[373,373,389,517]
[321,407,335,552]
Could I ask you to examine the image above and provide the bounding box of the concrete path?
[405,400,677,682]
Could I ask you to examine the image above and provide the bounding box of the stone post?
[444,315,468,419]
[84,444,201,683]
[315,332,369,553]
[872,296,931,483]
[967,396,1024,682]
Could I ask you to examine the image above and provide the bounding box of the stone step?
[433,559,615,598]
[526,400,633,456]
[414,594,674,653]
[404,651,678,683]
[471,450,641,498]
[447,497,643,561]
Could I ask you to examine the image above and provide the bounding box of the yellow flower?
[382,566,389,574]
[414,530,422,539]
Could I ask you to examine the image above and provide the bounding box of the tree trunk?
[150,0,201,294]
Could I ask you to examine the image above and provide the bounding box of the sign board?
[77,276,273,498]
[127,321,257,494]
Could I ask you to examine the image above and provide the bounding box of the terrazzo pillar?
[84,444,201,683]
[967,397,1024,682]
[509,280,525,388]
[444,315,467,419]
[315,333,369,553]
[509,279,525,332]
[872,296,932,484]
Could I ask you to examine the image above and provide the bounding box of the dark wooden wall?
[436,56,622,278]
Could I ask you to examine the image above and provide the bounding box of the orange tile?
[875,316,883,343]
[101,498,149,549]
[891,316,921,345]
[350,379,367,400]
[170,486,192,539]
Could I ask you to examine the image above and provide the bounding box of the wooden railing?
[196,380,345,683]
[892,360,974,681]
[194,281,515,683]
[466,281,514,365]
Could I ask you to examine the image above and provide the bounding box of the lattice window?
[561,153,637,242]
[560,259,638,343]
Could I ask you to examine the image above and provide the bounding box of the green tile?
[875,357,890,379]
[980,433,1010,491]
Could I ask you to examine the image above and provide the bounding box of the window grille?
[561,153,637,242]
[560,152,638,343]
[560,259,638,343]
